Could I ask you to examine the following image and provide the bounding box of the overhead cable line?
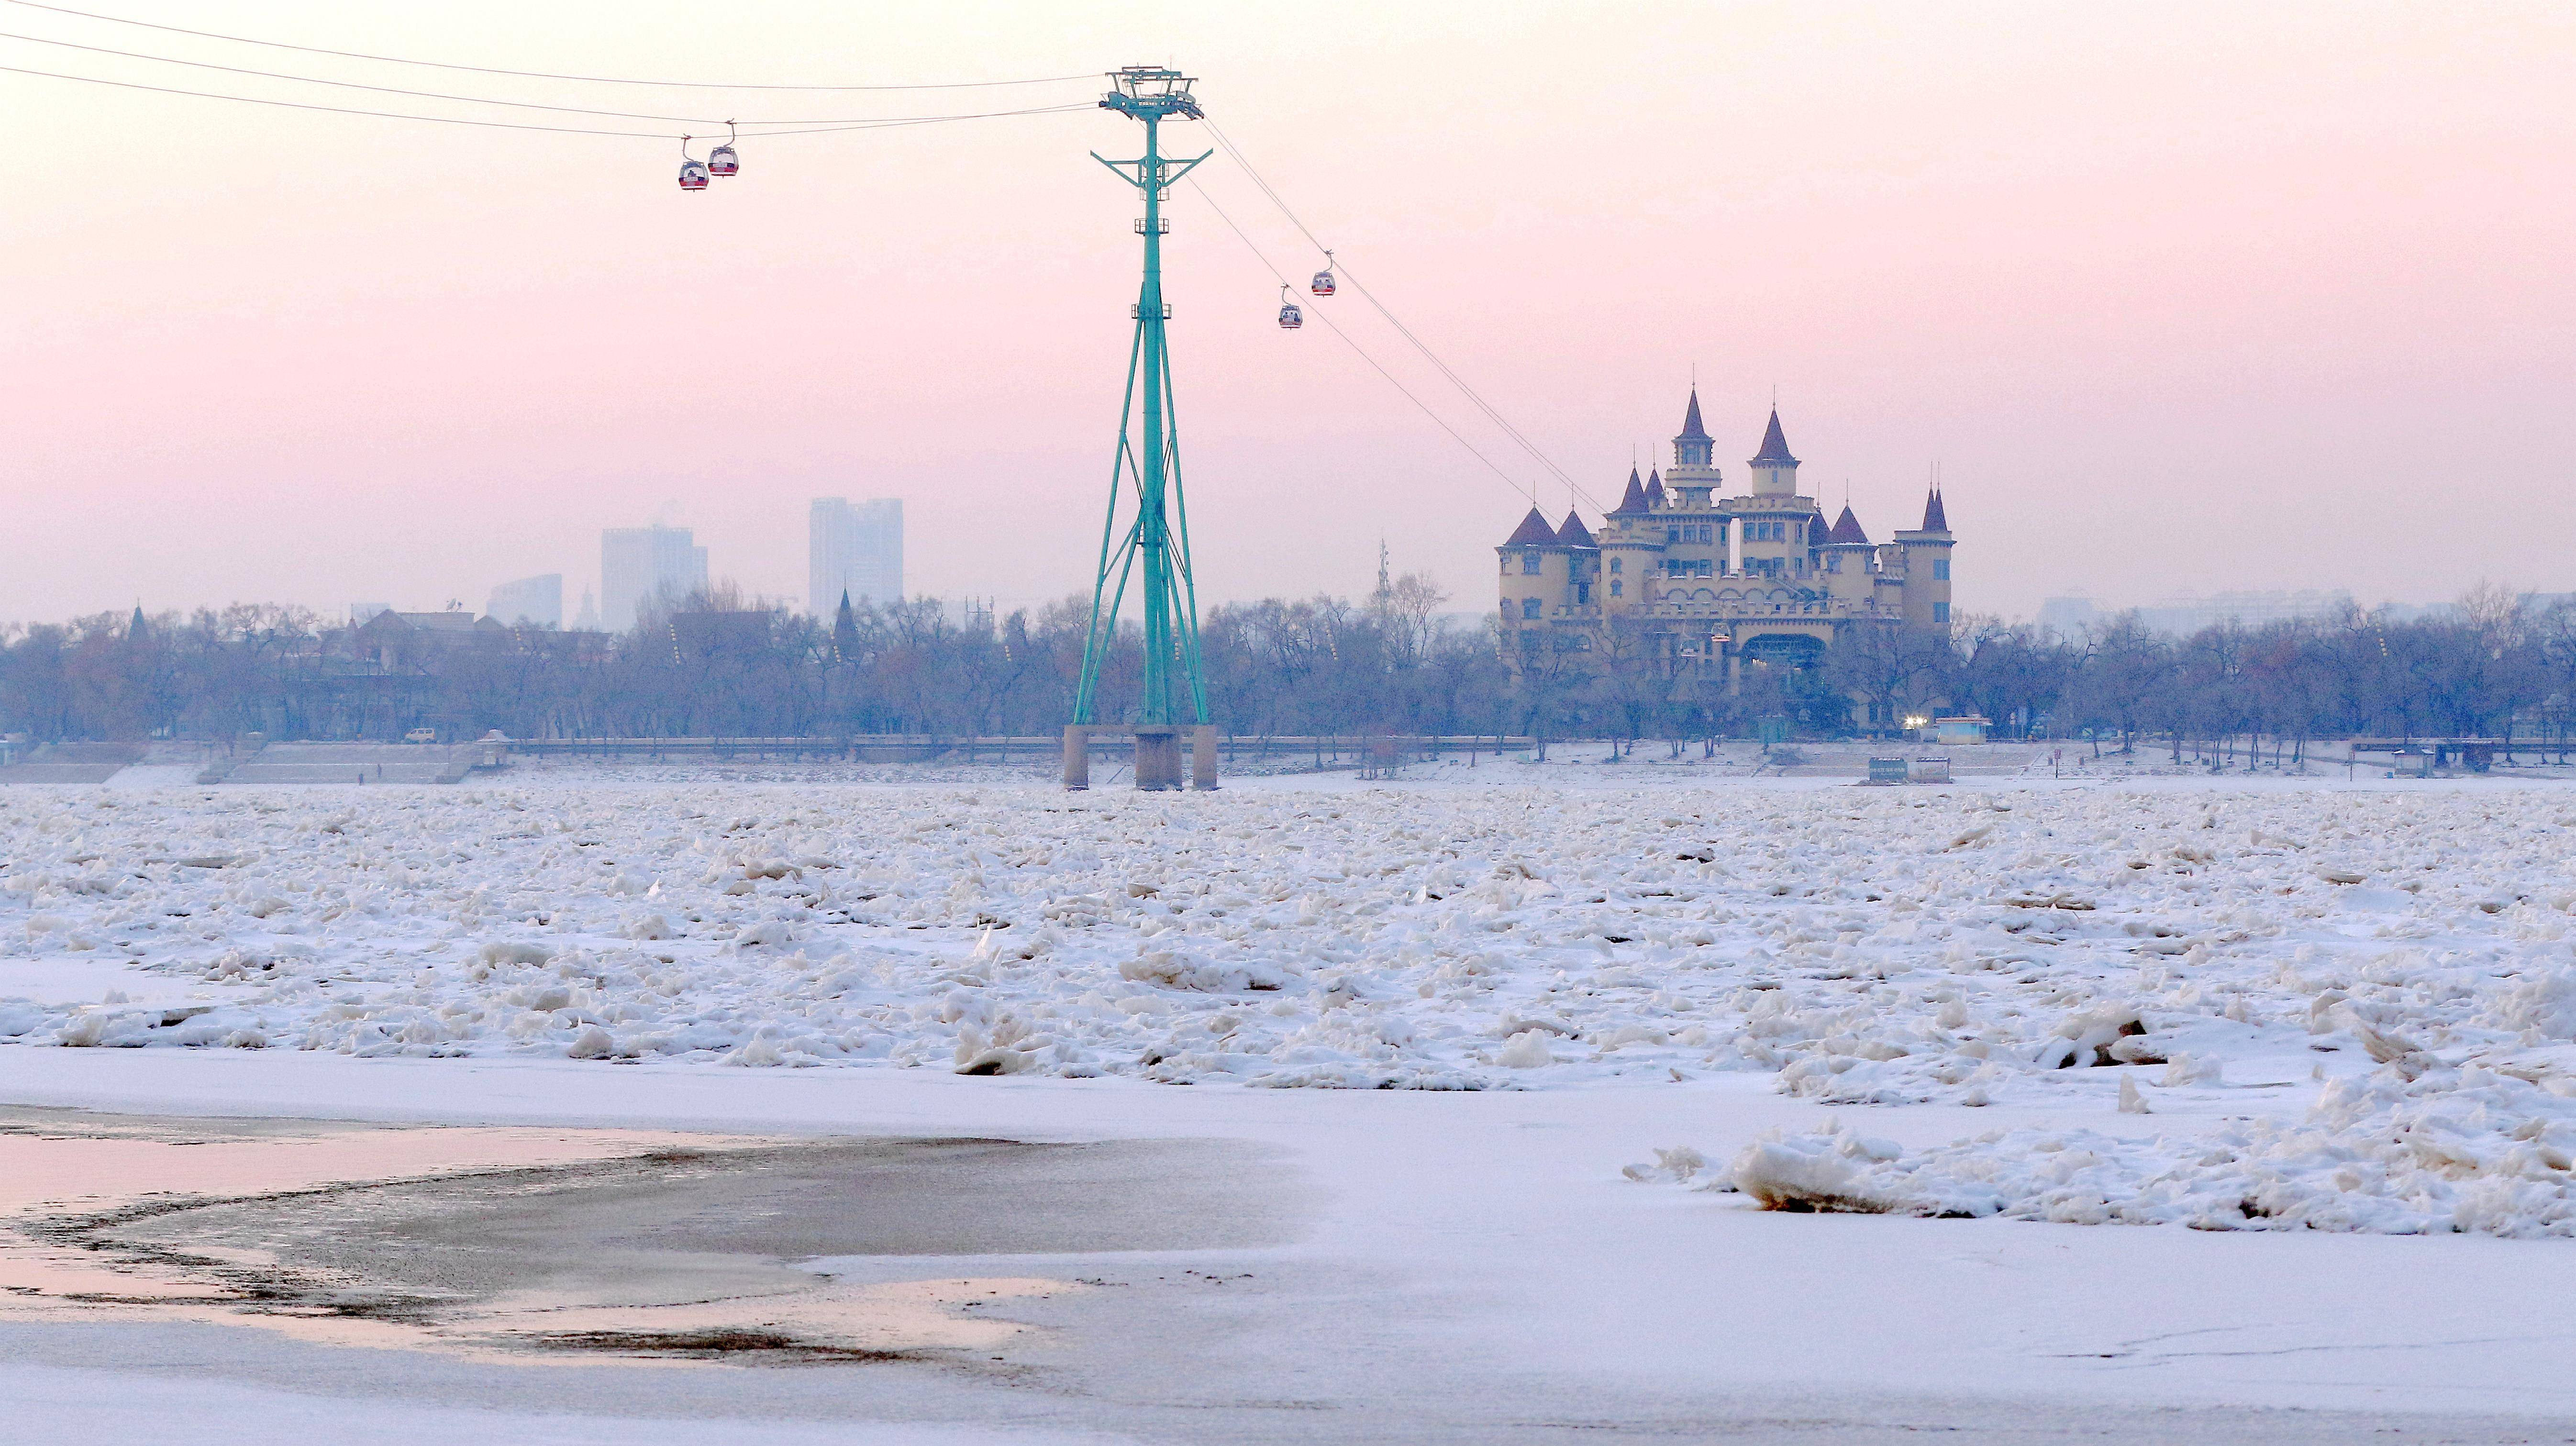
[0,62,1088,138]
[0,28,1074,125]
[1188,178,1539,510]
[1202,116,1608,516]
[0,0,1100,91]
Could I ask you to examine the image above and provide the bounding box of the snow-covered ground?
[2,768,2573,1440]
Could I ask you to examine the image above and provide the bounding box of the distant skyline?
[808,497,904,615]
[5,1,2571,626]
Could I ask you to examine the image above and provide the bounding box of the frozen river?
[1,769,2571,1442]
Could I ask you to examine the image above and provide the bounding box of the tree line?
[2,580,2570,756]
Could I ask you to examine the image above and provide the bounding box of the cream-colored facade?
[1498,392,1954,689]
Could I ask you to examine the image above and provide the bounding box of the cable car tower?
[1066,66,1215,791]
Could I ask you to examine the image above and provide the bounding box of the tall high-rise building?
[600,525,709,632]
[486,574,564,628]
[809,498,903,615]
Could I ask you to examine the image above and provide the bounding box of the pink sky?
[5,0,2572,626]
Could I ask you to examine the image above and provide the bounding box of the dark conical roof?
[1751,408,1798,466]
[1555,509,1597,548]
[1644,468,1666,504]
[832,589,861,661]
[1677,389,1710,442]
[1612,467,1650,515]
[1922,488,1948,533]
[1503,507,1557,546]
[1824,505,1870,545]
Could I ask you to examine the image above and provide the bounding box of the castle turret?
[1732,408,1815,580]
[1673,391,1713,469]
[1817,504,1875,600]
[1749,408,1799,496]
[1893,486,1955,632]
[1554,509,1599,612]
[1601,470,1662,610]
[1666,391,1721,511]
[1611,467,1650,516]
[1498,507,1558,635]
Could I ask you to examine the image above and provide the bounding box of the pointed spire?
[1502,507,1557,546]
[1612,466,1650,515]
[1824,505,1870,545]
[1751,408,1798,466]
[1554,509,1597,548]
[832,588,861,663]
[1922,487,1948,533]
[1644,468,1666,505]
[128,604,148,640]
[1678,389,1710,442]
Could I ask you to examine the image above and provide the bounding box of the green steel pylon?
[1073,66,1211,729]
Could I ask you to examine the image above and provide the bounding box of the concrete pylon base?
[1133,726,1183,791]
[1190,723,1220,790]
[1061,725,1090,790]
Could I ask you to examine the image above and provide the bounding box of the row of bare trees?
[5,583,2571,753]
[0,574,1508,744]
[1496,585,2576,758]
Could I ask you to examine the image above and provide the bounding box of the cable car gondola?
[708,120,740,178]
[1310,249,1335,297]
[677,135,710,191]
[1277,283,1303,330]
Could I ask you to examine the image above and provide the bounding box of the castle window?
[1933,559,1950,580]
[1609,580,1623,597]
[1698,524,1713,544]
[1826,554,1842,573]
[1933,601,1950,624]
[1667,526,1681,544]
[1521,553,1540,575]
[1609,557,1622,574]
[1697,559,1713,577]
[1521,598,1541,620]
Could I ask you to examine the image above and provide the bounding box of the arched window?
[1609,580,1623,597]
[1609,556,1623,574]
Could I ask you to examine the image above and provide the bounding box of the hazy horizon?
[7,1,2571,629]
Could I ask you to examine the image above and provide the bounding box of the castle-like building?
[1499,391,1954,686]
